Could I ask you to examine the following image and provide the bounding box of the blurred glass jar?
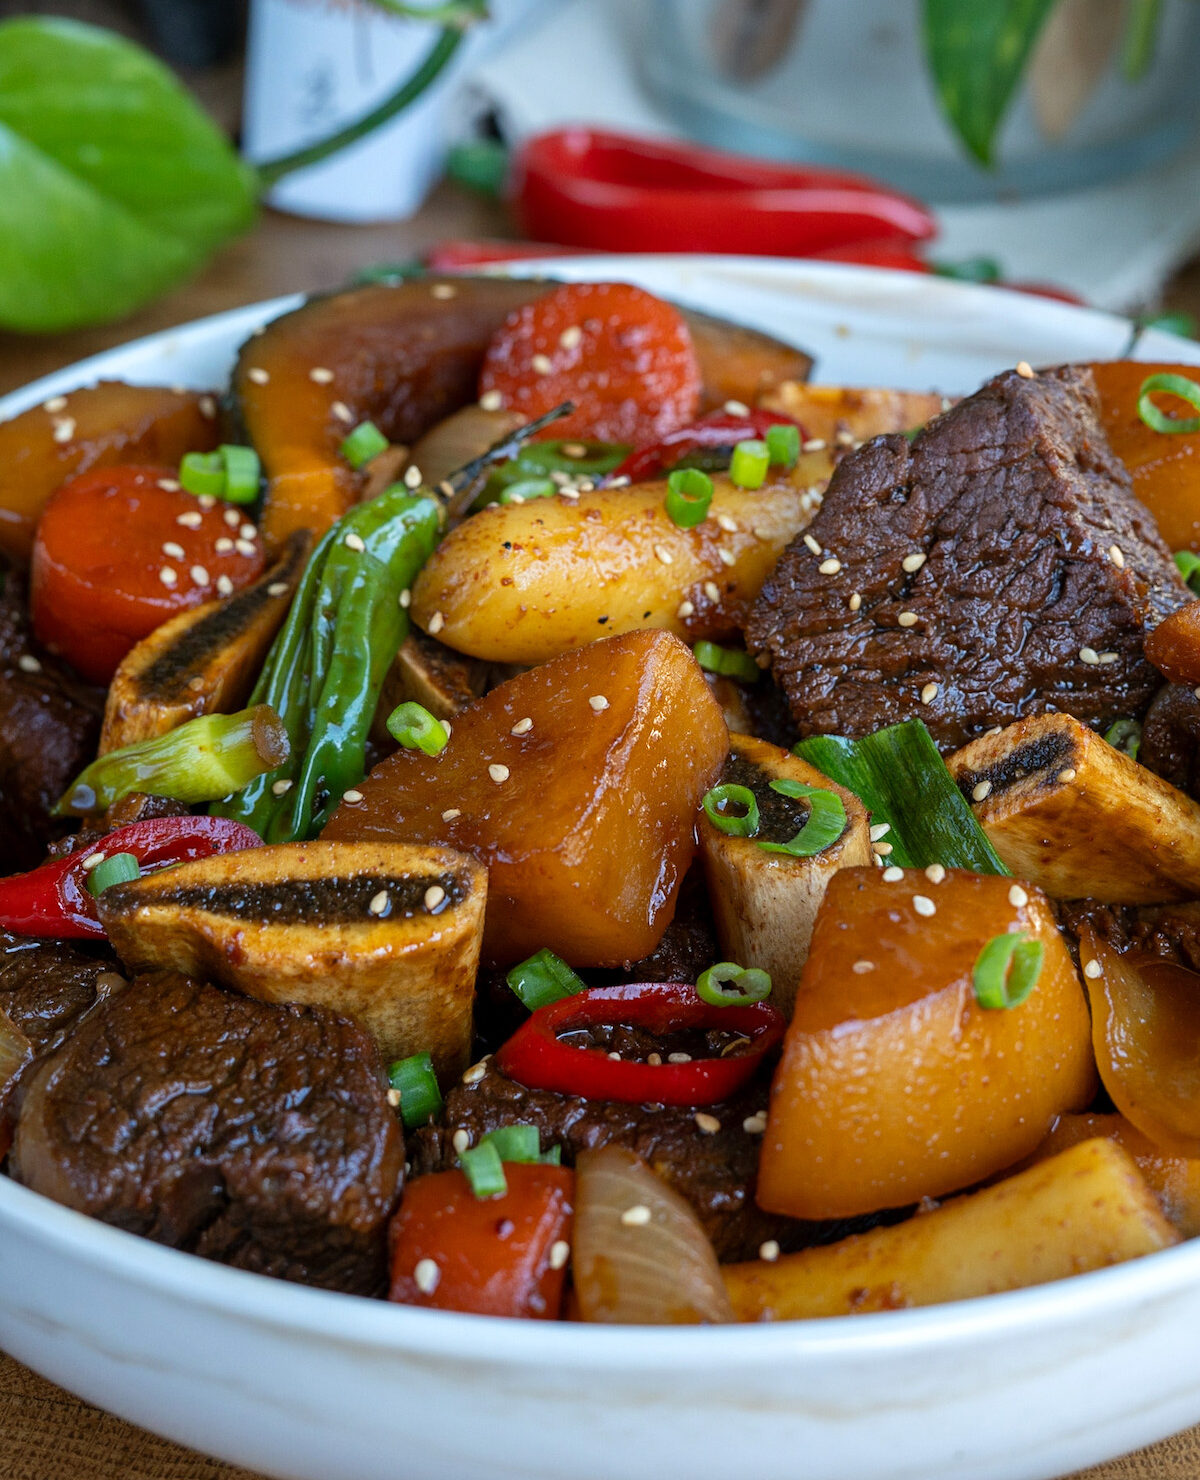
[635,0,1200,203]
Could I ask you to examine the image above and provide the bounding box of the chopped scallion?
[499,477,557,504]
[730,438,770,489]
[1175,549,1200,594]
[702,783,760,837]
[1103,717,1143,761]
[387,1051,443,1129]
[665,467,714,528]
[757,779,846,857]
[1138,373,1200,435]
[179,451,225,498]
[219,444,261,504]
[86,852,139,898]
[459,1140,507,1199]
[693,641,759,683]
[480,1124,541,1163]
[340,420,390,469]
[972,932,1044,1010]
[696,961,772,1007]
[506,947,586,1011]
[765,422,800,469]
[386,701,448,756]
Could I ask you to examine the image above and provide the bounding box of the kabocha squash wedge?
[948,712,1200,902]
[681,309,812,412]
[757,867,1095,1220]
[100,530,311,753]
[97,841,485,1077]
[0,382,220,563]
[698,733,872,1018]
[726,1139,1177,1321]
[324,629,728,968]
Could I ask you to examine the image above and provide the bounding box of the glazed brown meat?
[0,931,115,1057]
[1139,683,1200,799]
[11,974,404,1294]
[746,367,1189,751]
[1058,898,1200,970]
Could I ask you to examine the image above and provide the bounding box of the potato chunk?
[323,630,728,967]
[757,867,1096,1220]
[726,1139,1177,1320]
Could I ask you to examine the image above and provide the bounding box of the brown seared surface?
[0,561,103,868]
[11,974,404,1294]
[0,931,113,1056]
[1058,898,1200,969]
[746,367,1188,751]
[1140,684,1200,798]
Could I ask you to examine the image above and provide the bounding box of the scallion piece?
[972,932,1044,1010]
[219,444,261,504]
[506,947,586,1011]
[459,1139,507,1199]
[793,719,1009,874]
[179,451,225,498]
[340,420,390,469]
[693,641,759,683]
[756,779,846,857]
[1103,717,1143,761]
[665,467,714,528]
[1175,549,1200,593]
[386,701,448,756]
[730,438,770,489]
[499,477,557,504]
[696,961,772,1007]
[702,783,760,837]
[387,1051,443,1129]
[765,422,800,469]
[85,852,139,898]
[1138,373,1200,435]
[480,1124,541,1163]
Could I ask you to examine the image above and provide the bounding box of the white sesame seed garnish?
[1058,767,1078,782]
[913,894,936,917]
[872,840,893,856]
[882,866,904,882]
[803,533,822,555]
[331,401,354,425]
[1084,959,1103,980]
[224,507,241,528]
[441,808,462,822]
[342,788,364,803]
[413,1258,440,1295]
[743,1112,767,1134]
[759,1240,781,1263]
[52,417,75,444]
[694,1112,721,1135]
[271,779,293,796]
[452,1128,471,1155]
[676,599,695,619]
[925,863,946,884]
[897,611,918,627]
[559,325,583,350]
[198,494,216,510]
[462,1060,487,1085]
[723,399,751,416]
[199,395,217,419]
[442,722,452,739]
[427,610,445,636]
[424,885,446,911]
[531,353,554,375]
[868,823,891,842]
[920,682,939,705]
[267,582,289,597]
[1079,646,1100,665]
[704,580,721,602]
[1015,361,1035,379]
[819,557,841,575]
[81,852,105,871]
[239,523,257,542]
[215,537,234,554]
[511,717,533,735]
[1098,651,1119,665]
[216,575,234,598]
[309,366,334,384]
[654,543,674,565]
[620,1204,652,1227]
[479,389,503,411]
[716,513,738,534]
[972,780,992,801]
[667,1051,692,1064]
[430,282,457,300]
[718,547,737,567]
[189,564,209,586]
[159,566,178,587]
[1008,884,1029,908]
[398,589,412,609]
[548,1239,571,1270]
[647,1052,663,1067]
[488,763,509,784]
[902,552,926,573]
[848,592,862,612]
[42,395,68,413]
[1109,545,1125,568]
[404,465,422,489]
[386,1087,402,1108]
[157,478,180,493]
[852,959,875,974]
[247,367,269,385]
[161,540,186,560]
[344,532,366,553]
[235,539,256,557]
[802,438,826,453]
[17,653,41,674]
[176,510,203,529]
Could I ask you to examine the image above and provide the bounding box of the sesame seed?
[424,885,446,911]
[442,722,452,739]
[342,533,366,555]
[548,1239,571,1270]
[189,564,209,586]
[441,808,462,822]
[559,325,583,350]
[1084,959,1103,980]
[1058,767,1078,782]
[198,396,217,419]
[235,540,256,557]
[852,959,875,974]
[902,552,926,573]
[620,1204,652,1227]
[1016,361,1035,379]
[718,548,737,567]
[271,779,293,796]
[198,495,216,511]
[386,1088,402,1108]
[1080,646,1100,665]
[723,399,751,416]
[849,592,862,612]
[452,1129,471,1155]
[462,1060,488,1085]
[654,543,674,565]
[920,682,939,705]
[704,581,721,602]
[159,566,177,587]
[488,763,509,783]
[157,478,180,493]
[802,438,826,453]
[430,282,457,300]
[819,557,841,574]
[224,508,241,528]
[342,788,364,803]
[1008,884,1029,907]
[309,366,334,384]
[694,1112,721,1135]
[716,513,738,533]
[240,523,257,541]
[1110,545,1125,568]
[176,511,203,529]
[162,541,185,560]
[216,575,234,598]
[404,465,422,489]
[1098,651,1119,665]
[81,852,105,871]
[43,395,68,413]
[898,611,918,627]
[413,1259,440,1295]
[647,1052,662,1066]
[925,863,947,884]
[803,533,822,555]
[743,1112,767,1134]
[479,389,503,411]
[267,582,289,597]
[17,654,41,674]
[247,368,269,385]
[331,401,354,425]
[869,823,891,842]
[52,417,75,443]
[425,613,446,640]
[676,599,695,619]
[882,866,904,882]
[913,895,936,917]
[872,841,893,856]
[667,1051,692,1064]
[972,780,992,801]
[759,1240,781,1263]
[507,719,534,740]
[531,353,554,375]
[215,537,234,553]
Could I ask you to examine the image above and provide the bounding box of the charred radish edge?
[947,712,1200,903]
[794,719,1009,874]
[100,529,312,753]
[698,734,872,1018]
[96,840,486,1078]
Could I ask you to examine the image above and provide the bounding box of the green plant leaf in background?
[0,17,257,332]
[921,0,1060,166]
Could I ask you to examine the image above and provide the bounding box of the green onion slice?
[459,1140,507,1199]
[179,451,225,498]
[702,783,760,837]
[219,444,261,504]
[693,641,759,683]
[756,779,846,857]
[499,477,557,504]
[972,932,1044,1010]
[1103,717,1143,761]
[340,420,390,469]
[696,961,773,1007]
[85,852,139,898]
[730,438,770,489]
[1175,549,1200,593]
[1138,373,1200,435]
[506,947,587,1011]
[794,719,1009,874]
[386,701,448,756]
[765,422,800,469]
[387,1050,443,1129]
[665,467,714,528]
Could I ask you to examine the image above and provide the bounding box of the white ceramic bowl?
[3,259,1200,1480]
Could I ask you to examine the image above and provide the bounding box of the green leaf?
[921,0,1059,166]
[0,18,257,331]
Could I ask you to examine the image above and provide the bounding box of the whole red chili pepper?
[0,816,261,940]
[612,408,804,484]
[494,982,785,1107]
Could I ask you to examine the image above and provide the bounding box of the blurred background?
[3,0,1200,392]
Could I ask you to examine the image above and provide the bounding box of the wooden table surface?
[4,187,1200,1480]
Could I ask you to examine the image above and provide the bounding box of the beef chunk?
[0,930,116,1057]
[747,367,1188,751]
[11,973,403,1294]
[1140,684,1200,798]
[0,562,103,868]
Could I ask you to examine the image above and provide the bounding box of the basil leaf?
[0,18,257,331]
[921,0,1058,166]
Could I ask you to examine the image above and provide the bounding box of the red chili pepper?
[425,238,593,271]
[810,241,932,273]
[512,129,937,258]
[0,816,261,940]
[612,408,803,484]
[494,982,785,1107]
